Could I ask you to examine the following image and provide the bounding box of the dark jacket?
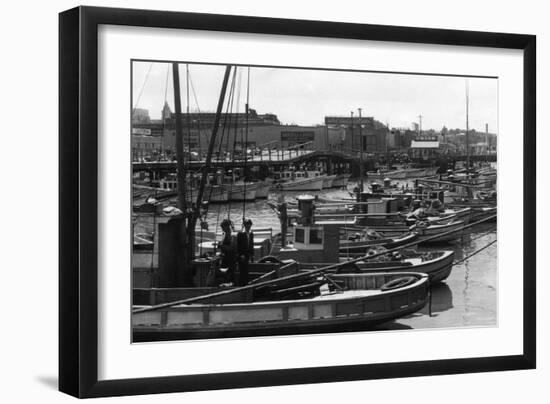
[236,231,254,261]
[218,235,236,270]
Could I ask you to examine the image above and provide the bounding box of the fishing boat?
[322,174,337,188]
[298,249,454,284]
[228,182,257,201]
[347,250,454,283]
[305,169,331,189]
[132,271,430,341]
[157,173,229,203]
[269,196,455,283]
[274,170,325,191]
[339,229,419,253]
[252,178,273,198]
[332,173,351,188]
[468,206,497,222]
[404,204,472,226]
[366,166,438,180]
[410,219,465,243]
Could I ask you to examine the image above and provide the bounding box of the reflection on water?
[388,223,497,330]
[429,283,454,315]
[134,185,497,330]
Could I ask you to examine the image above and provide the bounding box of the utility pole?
[417,114,423,136]
[386,121,390,169]
[350,110,354,153]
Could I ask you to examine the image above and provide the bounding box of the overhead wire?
[132,62,153,116]
[242,67,250,223]
[229,68,243,225]
[225,68,239,222]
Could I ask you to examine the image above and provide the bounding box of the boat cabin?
[159,172,224,191]
[274,170,322,181]
[277,195,341,263]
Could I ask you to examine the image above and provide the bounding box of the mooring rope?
[453,239,497,265]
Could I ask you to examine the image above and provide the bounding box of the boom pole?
[192,65,233,222]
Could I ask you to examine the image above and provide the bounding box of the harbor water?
[134,184,497,331]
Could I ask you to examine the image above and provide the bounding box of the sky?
[132,61,498,133]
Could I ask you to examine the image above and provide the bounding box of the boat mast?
[465,80,470,175]
[242,67,250,221]
[186,64,192,171]
[173,63,232,267]
[172,62,188,213]
[171,62,192,285]
[358,108,364,192]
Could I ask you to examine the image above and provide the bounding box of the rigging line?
[149,189,157,288]
[242,66,250,221]
[466,229,496,242]
[462,224,496,241]
[188,72,204,159]
[163,65,170,104]
[225,68,239,221]
[453,239,497,266]
[132,62,153,115]
[161,65,170,155]
[230,68,244,225]
[186,64,192,168]
[212,73,237,236]
[186,70,210,203]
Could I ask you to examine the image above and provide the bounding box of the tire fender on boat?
[258,255,282,264]
[380,276,417,291]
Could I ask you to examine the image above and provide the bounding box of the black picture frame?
[59,6,536,398]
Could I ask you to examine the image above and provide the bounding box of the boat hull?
[280,177,324,191]
[322,175,337,189]
[253,182,271,198]
[229,184,257,201]
[133,272,429,341]
[339,232,419,253]
[367,167,438,180]
[332,174,350,188]
[414,220,465,243]
[353,250,455,283]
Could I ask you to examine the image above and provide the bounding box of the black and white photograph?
[131,61,498,342]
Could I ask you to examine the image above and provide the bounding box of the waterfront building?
[409,137,440,160]
[324,116,391,154]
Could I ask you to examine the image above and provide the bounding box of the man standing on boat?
[218,219,236,285]
[237,218,254,286]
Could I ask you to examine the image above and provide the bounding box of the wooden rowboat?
[355,250,454,283]
[132,271,429,341]
[302,250,455,284]
[410,220,465,243]
[339,231,419,253]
